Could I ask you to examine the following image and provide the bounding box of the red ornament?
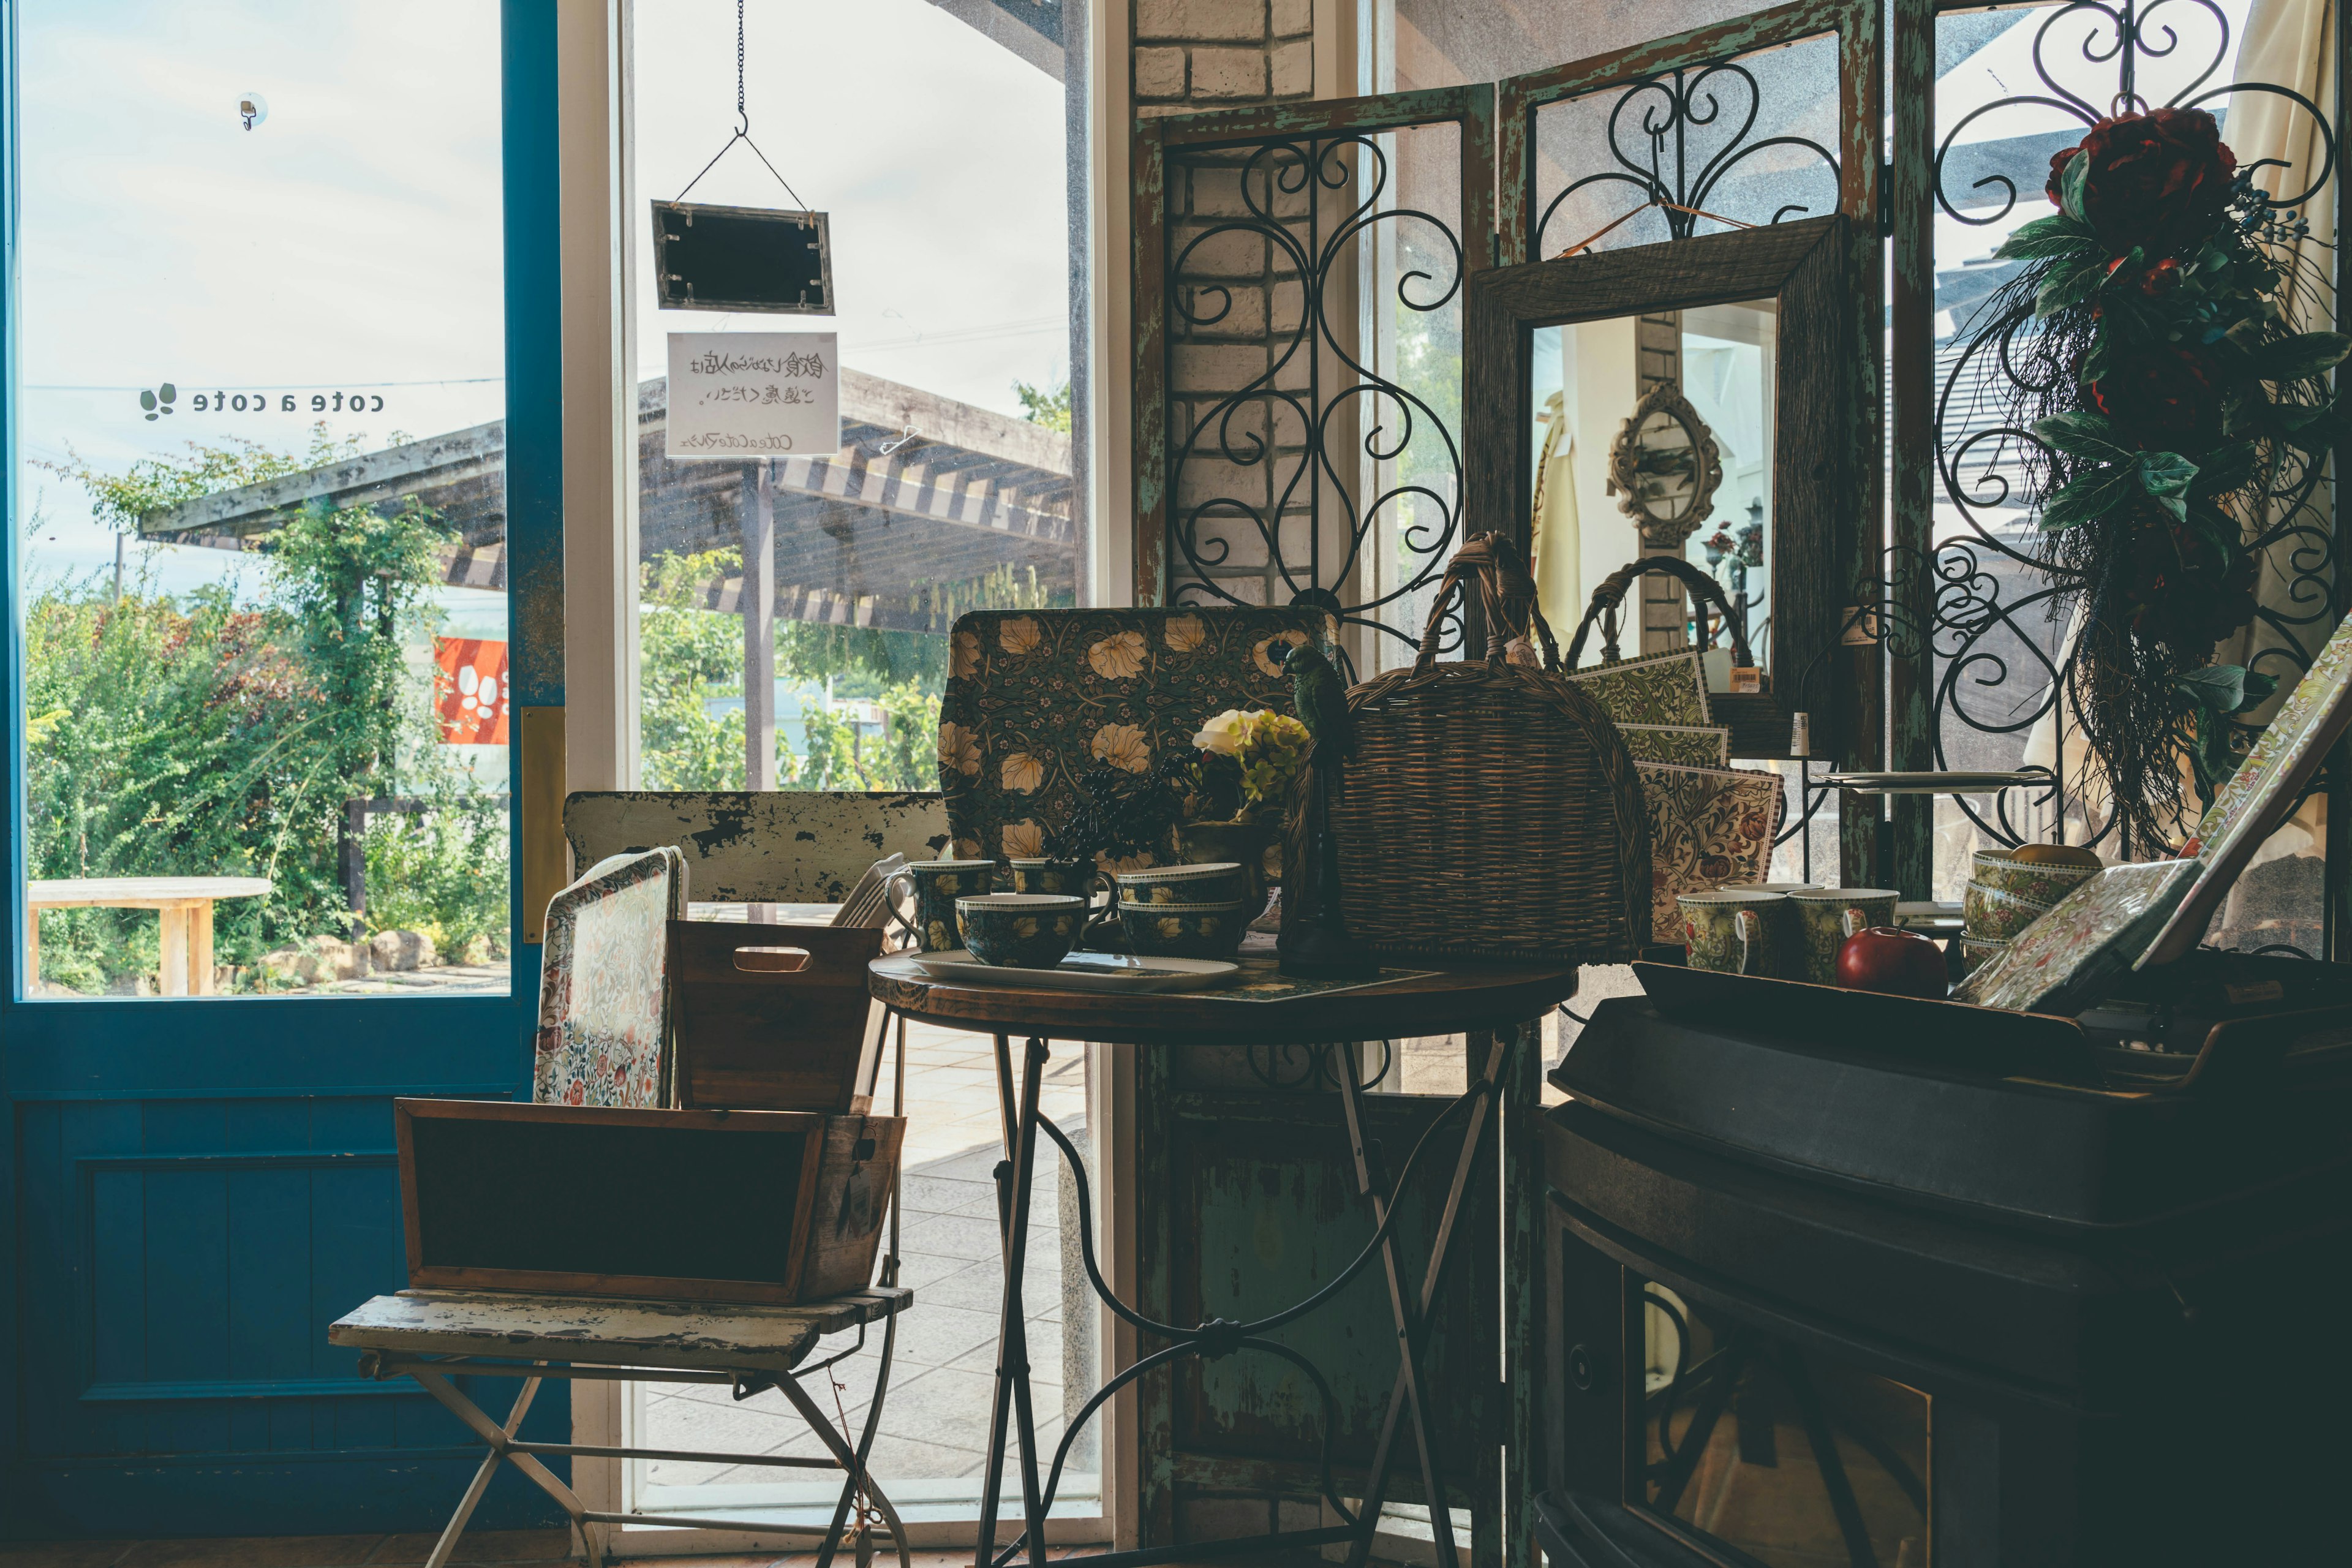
[1836,926,1949,999]
[2089,346,2223,451]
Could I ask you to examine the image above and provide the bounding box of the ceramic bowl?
[1972,847,2100,905]
[1959,935,2009,978]
[1119,897,1252,959]
[1962,880,2055,942]
[1114,861,1250,907]
[956,894,1087,968]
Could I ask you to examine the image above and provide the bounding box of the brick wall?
[1133,0,1314,115]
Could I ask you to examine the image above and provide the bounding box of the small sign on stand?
[666,331,841,460]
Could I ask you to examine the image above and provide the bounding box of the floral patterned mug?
[886,859,997,952]
[1788,888,1900,984]
[1678,889,1789,978]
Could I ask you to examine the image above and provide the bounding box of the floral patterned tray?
[1953,859,2200,1016]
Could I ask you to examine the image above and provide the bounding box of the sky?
[13,0,1072,607]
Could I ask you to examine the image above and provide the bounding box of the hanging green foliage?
[1973,107,2349,847]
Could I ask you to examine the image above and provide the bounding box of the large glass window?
[614,0,1101,1538]
[630,0,1087,793]
[15,0,511,999]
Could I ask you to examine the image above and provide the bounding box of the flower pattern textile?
[939,608,1332,872]
[1955,859,2199,1014]
[533,847,687,1109]
[1637,763,1786,937]
[1568,649,1713,726]
[1614,723,1732,767]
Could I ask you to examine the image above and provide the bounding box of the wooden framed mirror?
[1464,215,1850,758]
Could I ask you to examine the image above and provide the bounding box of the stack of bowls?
[1113,862,1251,958]
[1962,848,2100,973]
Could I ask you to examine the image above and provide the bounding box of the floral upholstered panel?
[1956,859,2199,1015]
[535,847,687,1108]
[2138,609,2352,967]
[939,608,1331,871]
[1637,763,1786,937]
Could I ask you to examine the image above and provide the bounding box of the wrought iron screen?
[1909,0,2343,935]
[1133,89,1495,676]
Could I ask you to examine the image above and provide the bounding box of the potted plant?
[1177,707,1313,914]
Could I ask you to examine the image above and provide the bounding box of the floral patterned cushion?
[534,847,688,1108]
[939,608,1331,870]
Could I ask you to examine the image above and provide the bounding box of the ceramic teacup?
[956,894,1086,968]
[1120,897,1252,959]
[1008,856,1106,901]
[1678,888,1789,978]
[886,859,997,952]
[1788,888,1900,984]
[1964,881,2055,943]
[1114,861,1250,907]
[1713,883,1807,973]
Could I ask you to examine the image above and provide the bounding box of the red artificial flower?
[2139,257,2184,296]
[2045,108,2237,259]
[2089,347,2223,450]
[2124,517,2257,646]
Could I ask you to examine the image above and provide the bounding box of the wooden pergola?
[138,368,1080,783]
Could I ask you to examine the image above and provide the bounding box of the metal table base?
[974,1028,1521,1568]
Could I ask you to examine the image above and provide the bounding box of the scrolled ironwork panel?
[1162,128,1468,675]
[1133,89,1496,677]
[1923,0,2340,907]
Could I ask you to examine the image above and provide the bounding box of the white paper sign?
[665,331,840,459]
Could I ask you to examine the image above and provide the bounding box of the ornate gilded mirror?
[1608,384,1722,546]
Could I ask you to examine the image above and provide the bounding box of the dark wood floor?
[0,1543,1106,1568]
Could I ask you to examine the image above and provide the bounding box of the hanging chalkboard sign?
[652,200,835,315]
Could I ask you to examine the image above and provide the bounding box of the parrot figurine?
[1281,640,1356,794]
[1276,639,1376,978]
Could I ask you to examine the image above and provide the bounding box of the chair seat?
[330,1286,912,1378]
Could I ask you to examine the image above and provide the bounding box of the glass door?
[598,0,1108,1548]
[1,0,559,1535]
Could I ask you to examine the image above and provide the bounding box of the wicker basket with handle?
[1319,534,1651,962]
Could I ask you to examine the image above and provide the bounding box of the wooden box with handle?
[667,919,889,1113]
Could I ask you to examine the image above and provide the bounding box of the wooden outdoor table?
[27,876,272,996]
[869,951,1578,1568]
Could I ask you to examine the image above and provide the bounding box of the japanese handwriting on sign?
[667,332,841,459]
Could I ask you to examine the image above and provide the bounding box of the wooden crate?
[395,1099,905,1305]
[668,919,888,1113]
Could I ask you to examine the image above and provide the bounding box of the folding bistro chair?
[562,794,952,1557]
[331,845,915,1568]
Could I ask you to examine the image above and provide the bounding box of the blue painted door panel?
[0,0,570,1538]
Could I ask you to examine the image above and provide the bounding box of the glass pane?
[1371,0,1790,90]
[619,0,1098,1529]
[1531,298,1775,685]
[17,0,510,998]
[1637,1280,1929,1567]
[630,0,1085,793]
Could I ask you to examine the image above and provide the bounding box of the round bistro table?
[868,951,1579,1568]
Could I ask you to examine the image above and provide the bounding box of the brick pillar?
[1134,0,1313,116]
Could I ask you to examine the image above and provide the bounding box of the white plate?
[883,951,1242,993]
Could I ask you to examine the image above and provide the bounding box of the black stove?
[1535,958,2352,1567]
